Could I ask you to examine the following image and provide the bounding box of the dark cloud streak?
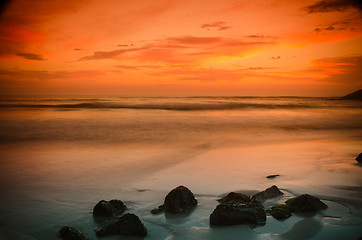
[78,46,149,61]
[303,0,362,13]
[16,52,44,60]
[201,22,231,31]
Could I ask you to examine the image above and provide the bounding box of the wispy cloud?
[16,52,44,60]
[241,67,274,70]
[303,0,362,13]
[0,69,105,81]
[167,36,222,45]
[115,65,162,70]
[78,46,149,61]
[201,22,231,31]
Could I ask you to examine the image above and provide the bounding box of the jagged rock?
[162,186,197,213]
[59,226,89,240]
[218,192,251,204]
[270,204,291,220]
[93,199,126,217]
[252,185,283,202]
[285,194,327,212]
[210,202,266,226]
[266,174,280,179]
[356,153,362,164]
[95,213,147,237]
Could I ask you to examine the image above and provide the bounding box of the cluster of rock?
[210,185,283,226]
[267,194,328,220]
[59,184,329,239]
[59,198,146,240]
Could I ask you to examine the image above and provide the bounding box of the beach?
[0,96,361,239]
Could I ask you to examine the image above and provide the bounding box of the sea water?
[0,96,361,239]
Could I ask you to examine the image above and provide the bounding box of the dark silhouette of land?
[340,89,362,100]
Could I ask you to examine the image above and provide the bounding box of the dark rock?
[163,186,197,213]
[95,213,147,237]
[285,194,327,212]
[151,205,165,214]
[210,202,266,226]
[59,226,89,240]
[270,204,291,220]
[339,89,362,101]
[356,153,362,164]
[93,199,126,217]
[251,185,283,203]
[218,192,251,204]
[266,174,280,179]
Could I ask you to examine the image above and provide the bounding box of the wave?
[0,96,361,111]
[0,102,361,110]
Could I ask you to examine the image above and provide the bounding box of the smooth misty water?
[0,96,361,240]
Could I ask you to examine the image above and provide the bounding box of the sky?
[0,0,361,96]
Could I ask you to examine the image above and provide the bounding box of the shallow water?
[0,96,361,239]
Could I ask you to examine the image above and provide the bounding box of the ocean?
[0,96,361,239]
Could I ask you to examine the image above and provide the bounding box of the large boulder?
[210,202,266,226]
[251,185,283,203]
[93,199,126,217]
[218,192,251,204]
[356,153,362,164]
[285,194,327,212]
[269,204,291,220]
[162,186,197,214]
[59,226,89,240]
[95,213,147,237]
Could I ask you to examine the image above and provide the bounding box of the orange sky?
[0,0,361,96]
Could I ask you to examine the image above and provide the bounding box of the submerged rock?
[151,205,165,214]
[95,213,147,237]
[285,194,327,212]
[270,204,291,220]
[59,226,89,240]
[251,185,283,203]
[266,174,280,179]
[356,153,362,164]
[162,185,197,214]
[93,199,126,217]
[218,192,251,205]
[210,202,266,226]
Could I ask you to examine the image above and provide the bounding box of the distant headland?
[339,89,362,101]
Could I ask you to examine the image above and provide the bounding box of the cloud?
[312,19,359,33]
[78,46,149,61]
[154,68,244,82]
[271,56,281,60]
[201,22,231,31]
[0,0,88,56]
[0,69,105,81]
[303,0,362,13]
[178,77,217,81]
[16,52,44,60]
[167,36,222,45]
[242,67,274,70]
[244,34,275,39]
[314,25,336,32]
[116,65,161,70]
[222,40,273,47]
[308,55,362,84]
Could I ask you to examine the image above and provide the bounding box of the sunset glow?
[0,0,361,96]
